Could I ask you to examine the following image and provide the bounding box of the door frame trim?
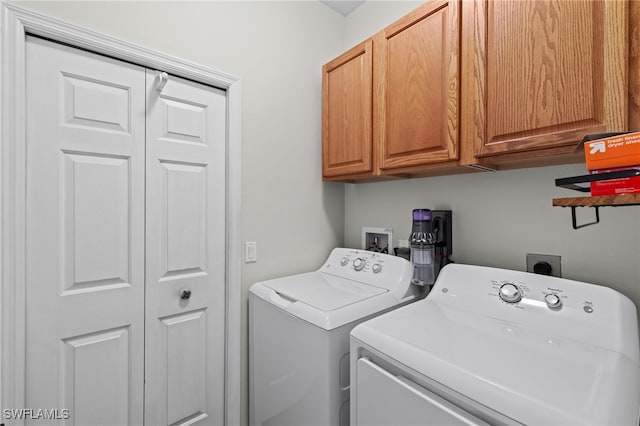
[0,3,242,425]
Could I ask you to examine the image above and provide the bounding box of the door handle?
[180,288,192,300]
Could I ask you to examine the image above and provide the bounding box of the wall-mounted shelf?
[554,164,640,229]
[552,194,640,229]
[553,194,640,207]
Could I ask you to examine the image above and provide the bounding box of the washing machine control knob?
[544,293,562,309]
[353,258,366,271]
[340,257,349,266]
[372,263,382,273]
[499,283,522,303]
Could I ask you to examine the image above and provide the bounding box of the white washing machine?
[351,264,640,425]
[249,248,422,426]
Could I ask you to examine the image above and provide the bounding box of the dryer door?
[354,358,488,426]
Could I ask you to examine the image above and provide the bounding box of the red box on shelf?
[590,166,640,196]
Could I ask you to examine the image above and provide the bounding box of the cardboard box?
[590,166,640,196]
[583,131,640,170]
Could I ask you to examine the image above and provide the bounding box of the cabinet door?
[464,0,628,159]
[376,0,460,171]
[322,39,373,178]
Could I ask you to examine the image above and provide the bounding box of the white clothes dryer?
[351,264,640,426]
[249,248,421,426]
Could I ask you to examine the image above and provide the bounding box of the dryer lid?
[263,271,387,311]
[352,299,640,426]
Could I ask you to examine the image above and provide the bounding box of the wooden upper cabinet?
[322,40,373,179]
[463,0,628,161]
[321,0,630,181]
[376,0,460,172]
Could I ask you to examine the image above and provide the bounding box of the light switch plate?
[245,241,257,263]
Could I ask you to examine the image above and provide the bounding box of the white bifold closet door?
[144,65,226,425]
[25,36,226,425]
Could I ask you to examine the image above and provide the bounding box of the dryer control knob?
[372,263,382,273]
[499,283,522,303]
[544,293,562,309]
[340,257,349,266]
[353,258,366,271]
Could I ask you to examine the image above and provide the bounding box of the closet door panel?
[145,70,227,426]
[159,161,207,277]
[61,327,131,425]
[25,36,145,425]
[162,309,208,424]
[62,152,131,291]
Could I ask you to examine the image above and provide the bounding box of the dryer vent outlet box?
[362,227,392,254]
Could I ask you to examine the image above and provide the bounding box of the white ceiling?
[320,0,366,16]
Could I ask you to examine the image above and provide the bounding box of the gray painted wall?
[344,164,640,308]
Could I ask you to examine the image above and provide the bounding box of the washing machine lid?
[263,271,387,311]
[251,270,415,330]
[351,299,640,425]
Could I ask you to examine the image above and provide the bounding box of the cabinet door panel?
[377,0,460,171]
[469,0,627,157]
[323,40,373,178]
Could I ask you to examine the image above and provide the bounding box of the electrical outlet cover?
[526,253,561,277]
